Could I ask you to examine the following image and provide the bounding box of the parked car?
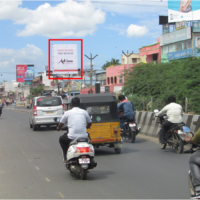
[28,96,65,131]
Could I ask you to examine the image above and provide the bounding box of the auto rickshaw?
[65,93,122,154]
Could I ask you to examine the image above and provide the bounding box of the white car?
[28,96,65,131]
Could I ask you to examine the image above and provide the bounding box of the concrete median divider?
[135,111,200,137]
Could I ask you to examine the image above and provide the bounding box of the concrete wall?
[135,111,200,137]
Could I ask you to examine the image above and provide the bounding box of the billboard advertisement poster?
[52,44,78,75]
[160,26,191,46]
[168,0,200,23]
[175,21,186,30]
[167,48,193,60]
[193,22,200,32]
[16,65,34,82]
[194,37,200,57]
[163,24,170,34]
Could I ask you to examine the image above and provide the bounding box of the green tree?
[102,58,121,70]
[122,57,200,114]
[29,84,44,98]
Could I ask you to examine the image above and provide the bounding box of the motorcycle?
[120,117,141,143]
[184,143,198,198]
[54,118,97,180]
[154,110,192,153]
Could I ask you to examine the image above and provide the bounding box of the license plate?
[129,123,136,127]
[79,158,90,164]
[45,111,56,114]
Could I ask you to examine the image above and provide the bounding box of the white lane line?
[36,167,40,170]
[45,178,50,182]
[58,192,64,199]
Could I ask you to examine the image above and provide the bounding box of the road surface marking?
[45,178,50,182]
[58,192,64,199]
[36,167,40,170]
[29,159,31,162]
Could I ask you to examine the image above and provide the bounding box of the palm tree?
[102,58,121,70]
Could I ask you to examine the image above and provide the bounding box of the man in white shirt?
[57,97,92,162]
[156,96,183,144]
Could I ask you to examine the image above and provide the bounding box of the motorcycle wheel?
[175,141,184,154]
[80,168,87,180]
[188,171,195,196]
[128,129,136,143]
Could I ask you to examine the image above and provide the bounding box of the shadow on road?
[94,147,139,156]
[70,170,115,181]
[122,137,148,144]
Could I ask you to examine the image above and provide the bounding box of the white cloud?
[0,0,106,37]
[127,24,149,37]
[111,13,115,17]
[0,45,46,73]
[91,0,168,19]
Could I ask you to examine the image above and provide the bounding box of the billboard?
[16,65,34,82]
[194,37,200,57]
[168,0,200,23]
[175,21,186,30]
[52,44,78,75]
[160,26,191,46]
[167,48,193,60]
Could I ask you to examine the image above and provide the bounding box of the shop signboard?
[168,0,200,23]
[175,21,186,31]
[193,22,200,33]
[194,37,200,57]
[167,48,193,60]
[160,27,191,46]
[16,65,34,82]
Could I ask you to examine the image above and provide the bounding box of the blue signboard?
[194,37,200,57]
[167,48,193,60]
[193,22,200,32]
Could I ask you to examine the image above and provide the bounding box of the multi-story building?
[139,38,161,63]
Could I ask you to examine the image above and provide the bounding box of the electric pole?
[84,53,98,93]
[122,50,134,72]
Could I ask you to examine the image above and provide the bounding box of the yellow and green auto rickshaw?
[65,93,122,154]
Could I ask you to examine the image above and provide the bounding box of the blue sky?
[0,0,168,82]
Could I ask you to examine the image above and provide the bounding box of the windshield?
[36,97,62,107]
[86,106,110,114]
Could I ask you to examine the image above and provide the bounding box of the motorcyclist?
[155,95,183,144]
[185,128,200,199]
[56,97,92,163]
[117,95,135,131]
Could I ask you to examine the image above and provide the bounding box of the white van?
[28,96,65,131]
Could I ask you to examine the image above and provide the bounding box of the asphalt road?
[0,109,192,199]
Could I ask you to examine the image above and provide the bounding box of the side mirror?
[154,109,159,113]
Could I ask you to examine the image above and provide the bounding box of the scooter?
[184,143,198,198]
[54,118,97,180]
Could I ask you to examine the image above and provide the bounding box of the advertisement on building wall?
[193,22,200,32]
[175,21,186,30]
[163,24,170,34]
[167,48,193,60]
[52,44,78,75]
[168,0,200,23]
[194,37,200,57]
[16,65,34,82]
[160,27,191,46]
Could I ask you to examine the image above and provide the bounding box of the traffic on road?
[1,93,200,199]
